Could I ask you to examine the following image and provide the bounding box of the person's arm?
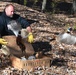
[17,16,34,43]
[26,26,32,33]
[0,38,7,45]
[0,16,8,45]
[26,26,33,43]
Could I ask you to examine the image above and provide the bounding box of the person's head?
[4,4,14,17]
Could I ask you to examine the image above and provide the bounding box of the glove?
[0,38,8,45]
[28,32,34,43]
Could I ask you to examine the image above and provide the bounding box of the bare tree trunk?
[73,0,76,16]
[41,0,47,12]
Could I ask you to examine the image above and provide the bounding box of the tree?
[41,0,47,12]
[73,0,76,16]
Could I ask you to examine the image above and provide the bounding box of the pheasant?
[7,20,22,36]
[7,20,29,54]
[56,27,76,49]
[16,31,25,54]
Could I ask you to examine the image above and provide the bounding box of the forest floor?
[0,1,76,75]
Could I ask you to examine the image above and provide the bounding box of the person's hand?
[0,38,8,45]
[28,32,34,43]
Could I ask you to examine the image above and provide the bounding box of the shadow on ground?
[51,58,67,67]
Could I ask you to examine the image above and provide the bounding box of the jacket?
[0,11,30,37]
